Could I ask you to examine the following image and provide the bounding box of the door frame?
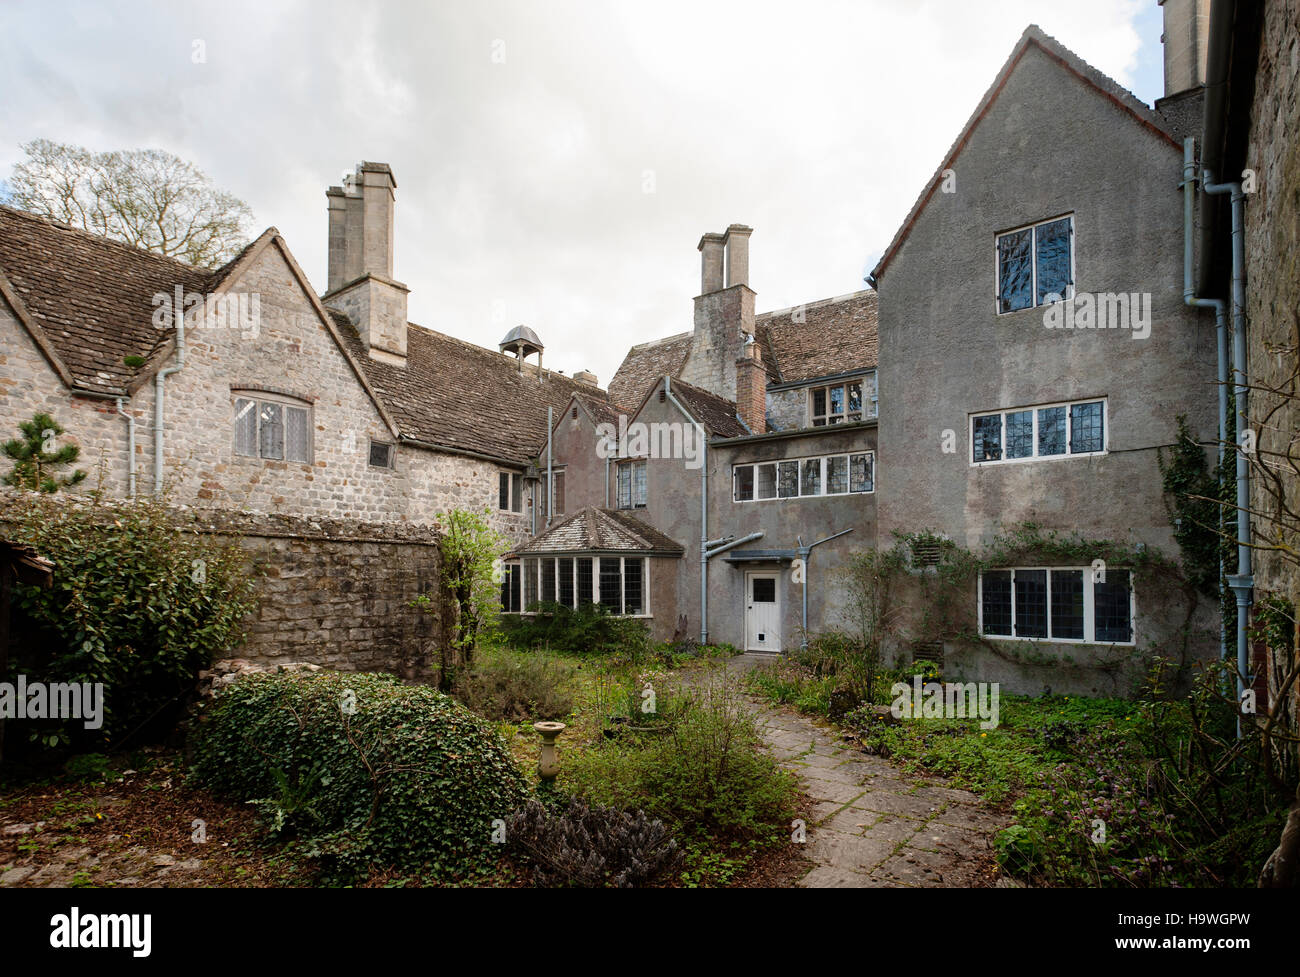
[743,570,782,653]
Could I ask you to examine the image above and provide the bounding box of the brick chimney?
[735,338,766,434]
[323,162,409,367]
[1159,0,1210,98]
[680,224,755,401]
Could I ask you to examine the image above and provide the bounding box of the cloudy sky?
[1,0,1165,384]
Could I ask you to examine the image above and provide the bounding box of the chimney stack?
[735,339,766,434]
[322,162,409,366]
[573,369,598,386]
[680,224,756,401]
[1159,0,1210,98]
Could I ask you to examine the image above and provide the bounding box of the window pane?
[1070,401,1104,454]
[778,461,799,498]
[234,398,257,456]
[847,382,862,419]
[981,571,1013,635]
[623,559,643,615]
[1005,410,1033,459]
[285,407,311,463]
[369,441,392,468]
[812,388,826,418]
[509,563,521,612]
[511,472,523,511]
[499,472,510,510]
[599,558,622,612]
[553,472,565,515]
[752,577,776,603]
[577,558,594,606]
[850,453,873,493]
[864,374,879,418]
[826,456,849,494]
[1038,406,1067,456]
[558,557,574,609]
[258,402,283,460]
[617,465,631,509]
[542,558,556,604]
[997,228,1032,313]
[1035,218,1072,305]
[972,414,1002,462]
[755,463,777,500]
[526,558,540,610]
[829,385,844,417]
[633,461,647,507]
[1094,570,1132,642]
[800,458,821,496]
[1014,569,1048,638]
[1050,569,1085,640]
[734,466,754,501]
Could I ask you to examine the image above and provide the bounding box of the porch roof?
[514,507,685,557]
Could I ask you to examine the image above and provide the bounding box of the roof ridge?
[757,289,875,321]
[405,320,603,391]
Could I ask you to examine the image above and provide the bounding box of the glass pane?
[599,558,622,611]
[285,407,311,463]
[756,463,777,500]
[734,466,754,501]
[577,557,594,606]
[1094,570,1132,642]
[997,228,1032,313]
[972,414,1002,462]
[1070,401,1104,454]
[258,402,283,460]
[829,386,844,417]
[778,461,799,498]
[752,577,776,603]
[526,559,539,610]
[633,461,648,507]
[369,441,391,468]
[558,558,574,608]
[1038,406,1067,456]
[623,559,643,615]
[234,398,257,456]
[553,472,565,514]
[499,472,510,510]
[826,456,849,494]
[1005,410,1033,459]
[812,388,826,419]
[1014,569,1048,638]
[981,571,1013,635]
[1035,218,1072,305]
[865,374,879,418]
[617,465,631,509]
[847,382,862,419]
[800,458,821,496]
[1050,569,1084,640]
[511,472,523,511]
[850,453,873,493]
[542,558,556,604]
[510,564,520,612]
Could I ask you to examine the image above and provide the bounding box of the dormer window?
[810,378,873,426]
[233,392,312,463]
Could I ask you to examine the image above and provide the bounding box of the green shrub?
[565,680,798,843]
[455,647,575,722]
[4,492,256,747]
[189,671,529,882]
[501,602,651,658]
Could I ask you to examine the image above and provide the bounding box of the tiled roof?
[330,310,612,466]
[667,377,749,438]
[869,24,1179,283]
[607,332,690,410]
[0,204,212,393]
[572,389,620,429]
[756,290,878,384]
[516,506,684,555]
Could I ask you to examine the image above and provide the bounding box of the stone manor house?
[3,4,1269,697]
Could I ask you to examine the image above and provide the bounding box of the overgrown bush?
[506,797,683,887]
[565,679,798,842]
[189,671,529,882]
[3,491,256,748]
[501,601,652,657]
[454,647,575,722]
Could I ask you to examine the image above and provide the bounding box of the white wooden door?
[745,572,781,652]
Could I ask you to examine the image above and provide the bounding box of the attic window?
[996,215,1073,314]
[368,441,395,469]
[810,379,869,426]
[233,393,311,463]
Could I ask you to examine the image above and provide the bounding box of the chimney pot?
[698,233,725,294]
[723,224,753,289]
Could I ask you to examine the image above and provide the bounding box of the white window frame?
[809,378,870,426]
[969,398,1106,467]
[732,450,874,502]
[977,566,1135,646]
[232,391,313,464]
[516,555,650,617]
[995,214,1076,315]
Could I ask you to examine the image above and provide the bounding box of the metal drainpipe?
[115,397,136,498]
[663,376,710,643]
[1182,138,1230,665]
[1203,166,1253,721]
[546,407,553,527]
[797,528,856,649]
[153,315,186,495]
